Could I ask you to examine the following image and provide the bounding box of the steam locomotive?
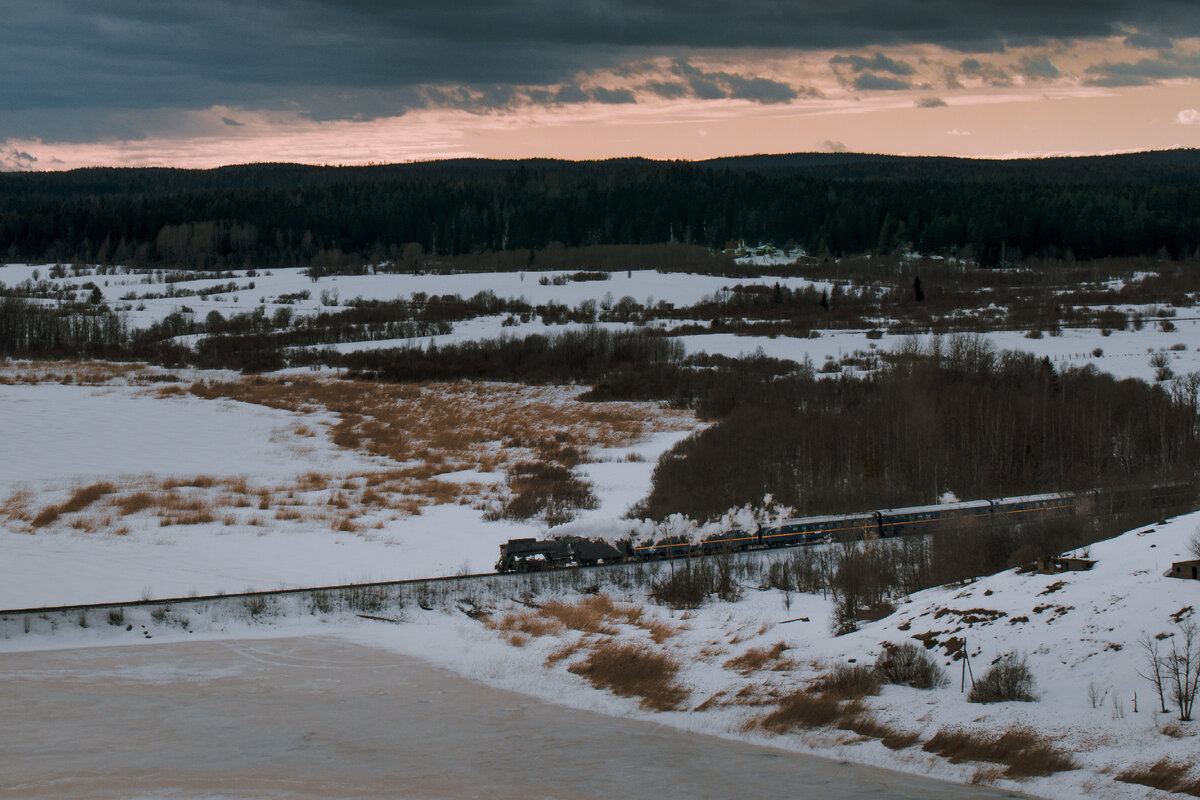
[494,485,1189,573]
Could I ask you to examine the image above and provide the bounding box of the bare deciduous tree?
[1165,622,1200,722]
[1137,632,1170,713]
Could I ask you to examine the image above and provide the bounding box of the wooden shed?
[1031,555,1096,574]
[1166,559,1200,581]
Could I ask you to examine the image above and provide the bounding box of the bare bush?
[874,642,948,689]
[651,560,717,609]
[968,653,1036,703]
[242,594,268,617]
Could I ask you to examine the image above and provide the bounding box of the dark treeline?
[635,335,1200,521]
[0,296,127,357]
[4,150,1200,268]
[340,327,687,385]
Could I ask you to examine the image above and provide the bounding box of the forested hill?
[3,149,1199,269]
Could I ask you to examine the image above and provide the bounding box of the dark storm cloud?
[221,116,245,127]
[722,75,799,103]
[590,87,637,104]
[831,52,914,75]
[1085,54,1200,86]
[553,83,592,104]
[645,81,689,99]
[8,0,1200,141]
[668,61,802,103]
[1,148,39,171]
[854,74,911,91]
[1018,55,1060,80]
[1124,30,1174,49]
[958,58,1013,86]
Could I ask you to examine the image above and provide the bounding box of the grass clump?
[567,641,689,711]
[1116,758,1200,795]
[30,481,117,528]
[761,692,842,731]
[923,726,1077,778]
[724,642,792,675]
[810,664,882,701]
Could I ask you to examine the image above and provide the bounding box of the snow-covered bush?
[874,642,948,689]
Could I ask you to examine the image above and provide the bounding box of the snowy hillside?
[322,512,1200,799]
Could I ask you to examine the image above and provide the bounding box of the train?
[494,483,1193,573]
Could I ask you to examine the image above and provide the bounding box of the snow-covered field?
[4,261,1197,384]
[0,368,700,607]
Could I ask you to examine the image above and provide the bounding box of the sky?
[4,1,1200,170]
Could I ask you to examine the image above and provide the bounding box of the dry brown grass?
[491,612,565,638]
[1,489,32,522]
[30,505,62,529]
[1116,759,1200,795]
[759,685,919,750]
[490,595,648,639]
[541,595,628,635]
[922,727,1078,778]
[761,692,843,731]
[0,360,142,386]
[188,377,695,515]
[360,488,387,507]
[162,475,218,489]
[809,664,882,700]
[67,515,111,533]
[567,641,689,711]
[638,618,679,643]
[61,482,116,513]
[331,515,359,533]
[113,492,156,516]
[29,481,116,528]
[833,706,921,749]
[158,509,216,527]
[545,640,586,666]
[724,642,792,675]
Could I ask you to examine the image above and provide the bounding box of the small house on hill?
[1029,554,1096,574]
[1166,559,1200,581]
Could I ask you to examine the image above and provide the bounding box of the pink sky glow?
[6,38,1200,169]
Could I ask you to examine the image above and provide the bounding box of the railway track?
[0,569,509,618]
[4,482,1192,625]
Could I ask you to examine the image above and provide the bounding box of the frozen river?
[0,636,1026,800]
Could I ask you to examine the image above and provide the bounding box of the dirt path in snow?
[1,636,1024,800]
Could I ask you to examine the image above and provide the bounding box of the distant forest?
[3,150,1200,268]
